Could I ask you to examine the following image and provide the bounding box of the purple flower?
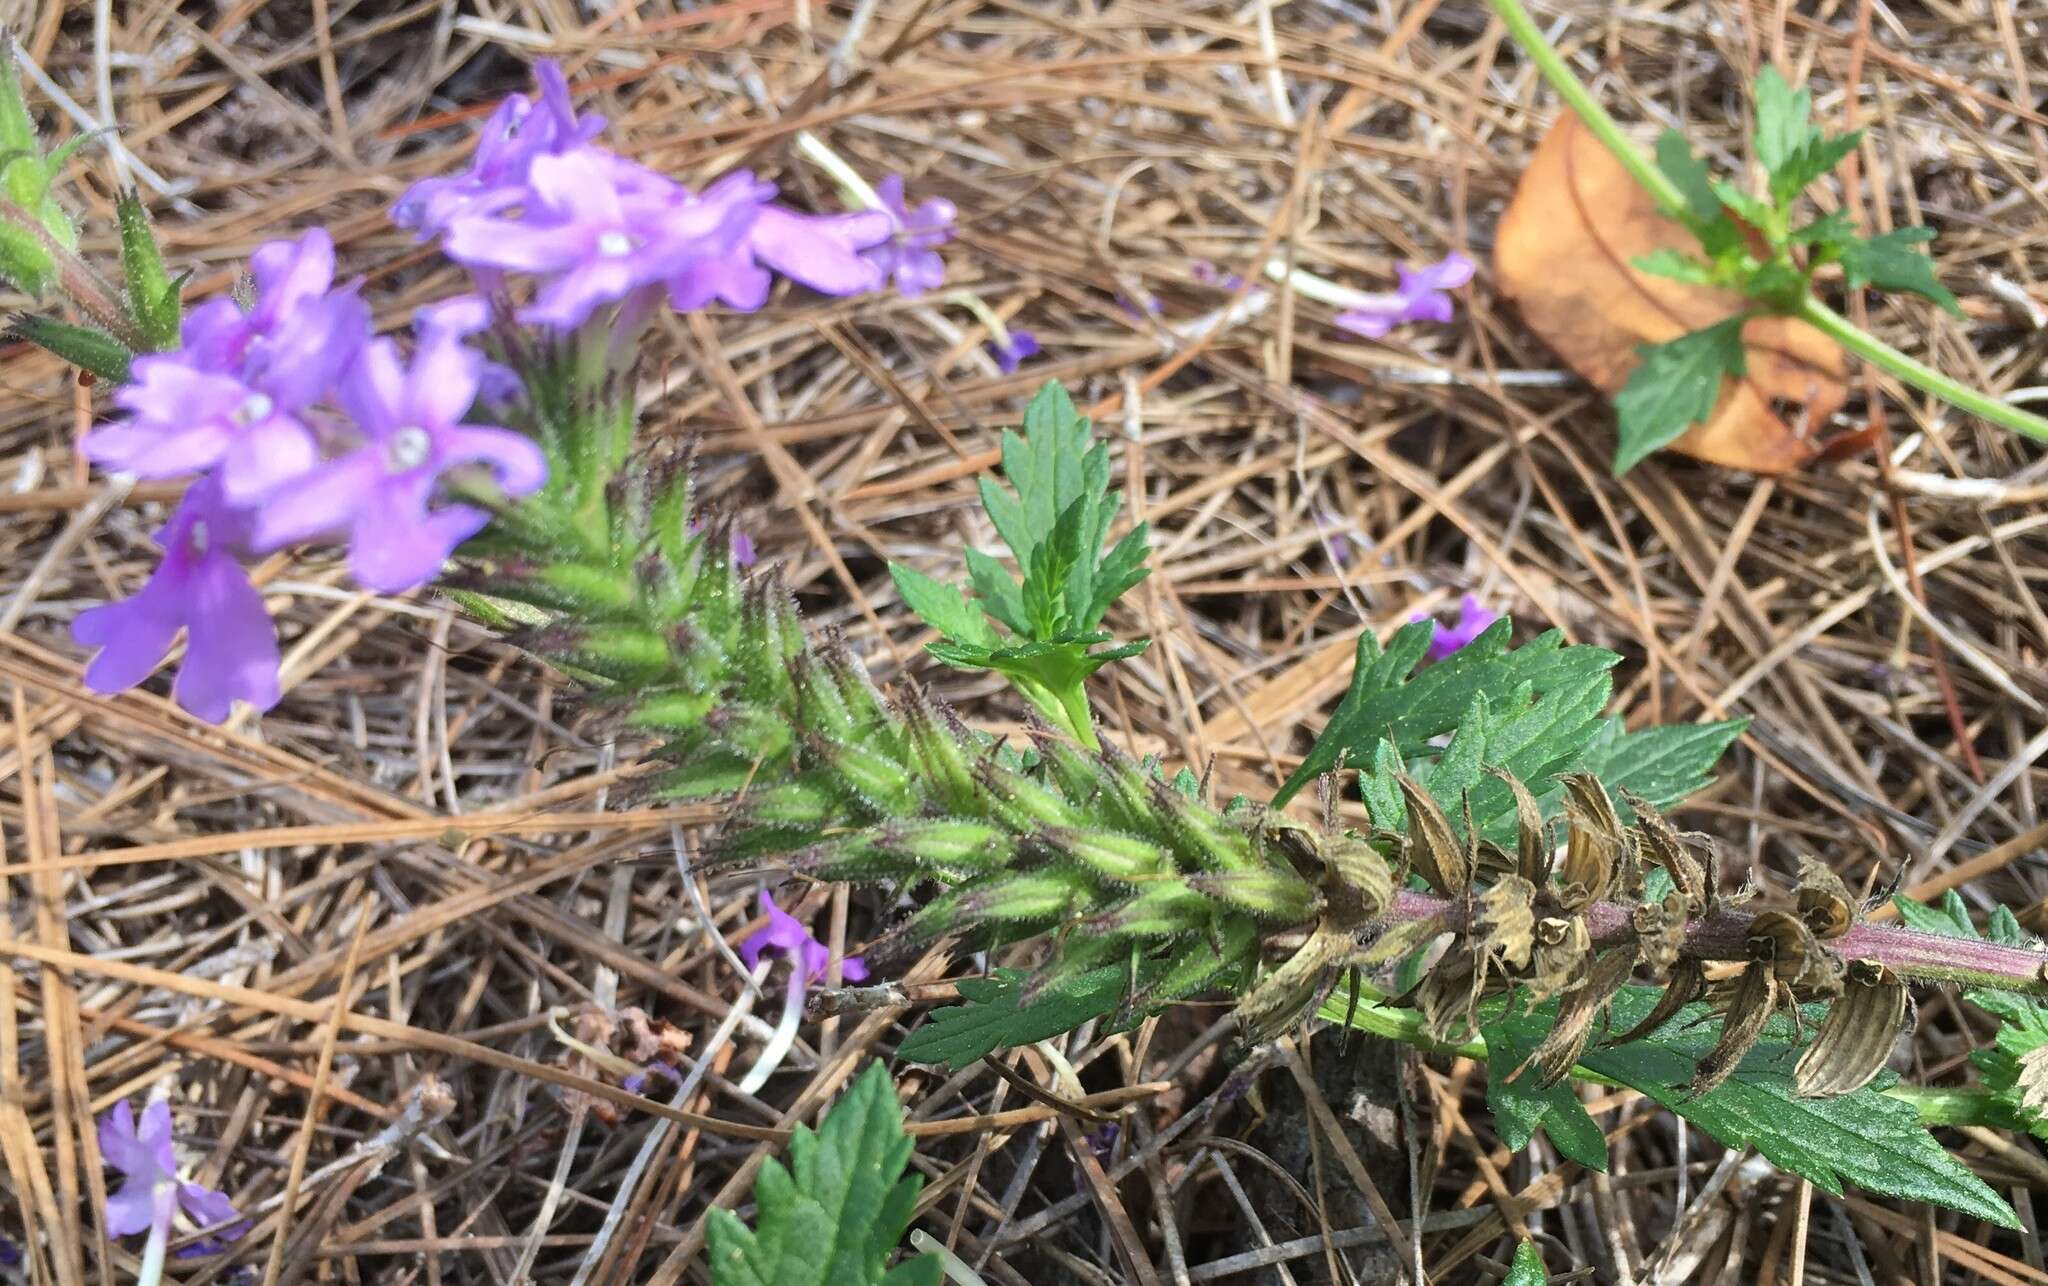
[1192,261,1246,291]
[444,151,764,329]
[72,475,281,723]
[99,1099,247,1254]
[863,174,954,297]
[986,328,1040,374]
[1415,593,1500,663]
[252,329,547,592]
[740,890,868,990]
[85,229,369,504]
[732,530,757,567]
[1334,252,1474,339]
[392,59,606,238]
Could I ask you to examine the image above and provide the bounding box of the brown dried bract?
[1397,774,1471,898]
[1623,789,1715,913]
[1794,961,1908,1097]
[1795,857,1857,940]
[1522,947,1637,1086]
[1557,773,1624,908]
[1690,959,1779,1098]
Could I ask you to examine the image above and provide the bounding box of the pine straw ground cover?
[2,0,2047,1281]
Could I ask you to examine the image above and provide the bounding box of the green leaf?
[1656,130,1719,225]
[1574,987,2018,1227]
[1632,248,1717,286]
[1753,67,1817,182]
[1839,227,1963,316]
[1275,620,1620,808]
[963,548,1029,637]
[1610,316,1749,476]
[706,1062,942,1286]
[898,967,1129,1069]
[890,563,998,649]
[1770,130,1863,207]
[1577,717,1748,815]
[1789,209,1857,249]
[1708,179,1775,235]
[1504,1241,1549,1286]
[1483,1013,1609,1172]
[8,314,131,383]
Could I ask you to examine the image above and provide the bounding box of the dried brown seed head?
[1623,788,1714,912]
[1557,773,1624,909]
[1396,775,1472,898]
[1488,765,1552,886]
[1793,961,1908,1097]
[1476,875,1537,971]
[1795,857,1857,940]
[1321,834,1395,925]
[1631,891,1691,974]
[1526,914,1592,1005]
[1234,921,1352,1042]
[1417,942,1486,1042]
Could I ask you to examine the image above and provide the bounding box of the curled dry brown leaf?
[1495,114,1849,474]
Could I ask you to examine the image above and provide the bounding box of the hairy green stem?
[1489,0,2048,447]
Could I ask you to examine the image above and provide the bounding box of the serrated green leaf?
[962,547,1029,636]
[1483,1013,1609,1172]
[8,314,130,383]
[1770,130,1863,207]
[1577,987,2018,1226]
[1839,226,1963,316]
[1789,208,1857,249]
[1276,620,1619,808]
[1753,67,1818,182]
[1708,179,1775,234]
[898,967,1130,1069]
[1611,316,1749,476]
[890,563,998,649]
[1504,1241,1549,1286]
[707,1062,941,1286]
[1577,717,1747,814]
[1084,521,1152,631]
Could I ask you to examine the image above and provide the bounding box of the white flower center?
[189,520,210,557]
[233,393,274,426]
[596,231,636,257]
[384,427,433,473]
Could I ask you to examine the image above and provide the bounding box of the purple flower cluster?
[74,230,545,721]
[72,60,957,725]
[400,63,953,329]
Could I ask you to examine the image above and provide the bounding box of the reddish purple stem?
[1386,889,2048,996]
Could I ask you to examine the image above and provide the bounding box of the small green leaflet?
[887,380,1152,741]
[1653,131,1742,258]
[706,1062,942,1286]
[1483,984,2018,1228]
[897,967,1130,1070]
[1632,248,1716,287]
[1749,67,1863,209]
[1894,892,2048,1141]
[1838,227,1963,316]
[1611,316,1749,476]
[1504,1241,1549,1286]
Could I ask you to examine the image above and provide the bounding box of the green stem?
[1484,0,1687,216]
[1797,296,2048,445]
[1011,673,1101,750]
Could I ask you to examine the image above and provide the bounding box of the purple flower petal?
[176,1182,246,1243]
[1333,252,1473,341]
[104,1180,164,1238]
[745,207,891,297]
[986,330,1040,374]
[1416,593,1501,663]
[174,553,282,723]
[738,890,861,986]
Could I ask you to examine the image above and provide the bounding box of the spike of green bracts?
[456,393,1387,1035]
